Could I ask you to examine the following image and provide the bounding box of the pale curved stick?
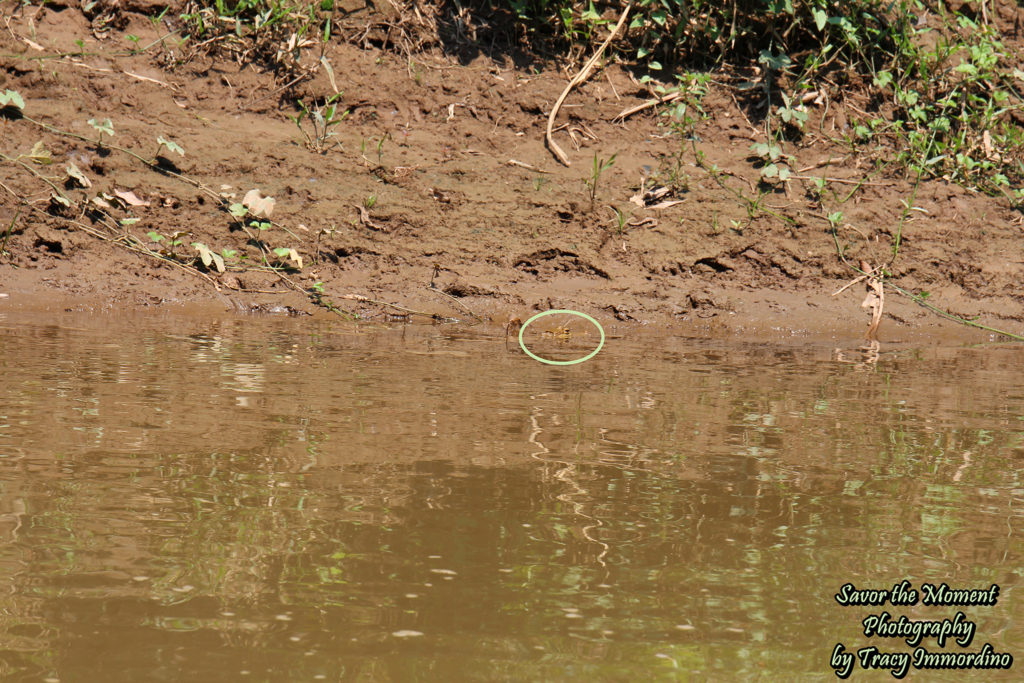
[545,4,633,166]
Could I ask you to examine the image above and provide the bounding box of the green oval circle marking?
[518,309,605,366]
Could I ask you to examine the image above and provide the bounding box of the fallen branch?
[546,4,632,166]
[612,90,684,121]
[508,159,550,173]
[341,293,458,322]
[426,285,484,322]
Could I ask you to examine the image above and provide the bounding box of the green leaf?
[87,117,114,137]
[147,231,165,243]
[120,217,140,226]
[0,89,25,110]
[649,61,663,71]
[758,50,792,72]
[954,62,978,77]
[157,135,185,156]
[762,163,779,178]
[273,247,303,269]
[228,203,248,218]
[812,8,827,32]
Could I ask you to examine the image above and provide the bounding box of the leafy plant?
[750,141,791,182]
[147,229,188,256]
[776,92,807,129]
[290,93,348,153]
[155,135,185,159]
[584,151,616,210]
[611,206,628,236]
[88,117,114,147]
[375,133,389,165]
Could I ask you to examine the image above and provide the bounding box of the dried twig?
[508,159,550,173]
[426,285,483,322]
[859,261,885,340]
[341,293,456,321]
[612,90,684,121]
[546,4,632,166]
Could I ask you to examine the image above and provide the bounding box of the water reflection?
[0,311,1021,679]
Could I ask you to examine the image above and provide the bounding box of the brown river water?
[0,308,1022,681]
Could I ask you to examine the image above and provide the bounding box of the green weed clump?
[509,1,1023,190]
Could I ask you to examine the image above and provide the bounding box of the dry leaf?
[66,162,92,188]
[242,189,275,218]
[320,56,339,94]
[859,261,884,341]
[982,130,1001,161]
[113,188,150,207]
[354,204,385,231]
[630,186,672,208]
[649,200,684,210]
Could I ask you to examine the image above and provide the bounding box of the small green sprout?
[155,135,185,159]
[88,117,114,146]
[585,151,617,210]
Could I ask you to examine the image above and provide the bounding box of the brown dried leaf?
[649,200,684,210]
[113,188,150,207]
[242,189,275,218]
[66,162,92,188]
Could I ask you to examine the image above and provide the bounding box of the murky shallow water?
[0,309,1022,680]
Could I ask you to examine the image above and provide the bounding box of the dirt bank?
[2,2,1023,342]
